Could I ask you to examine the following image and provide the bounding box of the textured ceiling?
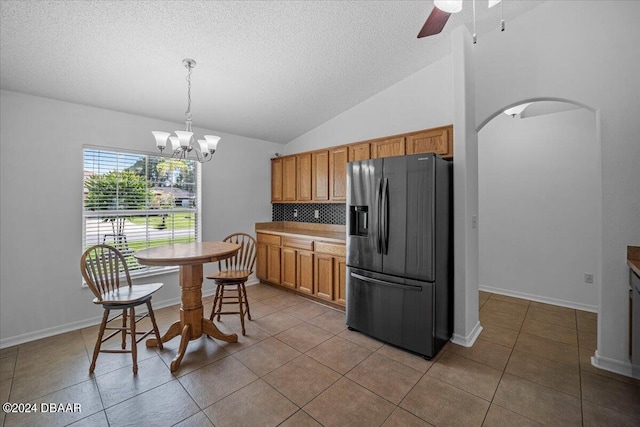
[1,1,546,144]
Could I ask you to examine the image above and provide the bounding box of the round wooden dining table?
[135,241,241,372]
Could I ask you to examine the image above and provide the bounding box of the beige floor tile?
[478,323,520,348]
[480,309,524,332]
[307,309,347,334]
[305,377,395,427]
[89,340,159,377]
[14,335,88,377]
[489,294,531,306]
[233,337,300,376]
[172,411,214,427]
[525,306,576,329]
[577,313,598,333]
[482,299,529,317]
[0,353,16,381]
[400,375,490,427]
[581,371,640,419]
[306,336,372,374]
[178,356,258,408]
[582,401,640,427]
[576,309,598,321]
[346,352,423,404]
[260,293,306,310]
[4,379,103,427]
[505,350,581,397]
[578,328,597,350]
[9,353,91,402]
[18,330,85,354]
[279,410,323,427]
[448,339,512,371]
[520,317,578,346]
[67,411,110,427]
[95,356,175,408]
[514,333,579,366]
[529,301,575,316]
[156,335,230,376]
[105,380,200,427]
[0,378,12,426]
[212,317,271,353]
[264,354,341,406]
[338,328,385,351]
[382,407,433,426]
[479,291,491,307]
[275,322,334,353]
[482,404,543,426]
[204,379,297,427]
[0,345,18,359]
[245,285,280,302]
[283,299,332,320]
[375,343,434,373]
[427,351,502,401]
[492,373,582,426]
[252,311,303,335]
[243,300,279,319]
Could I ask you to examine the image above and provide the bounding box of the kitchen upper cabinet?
[348,142,370,162]
[283,156,297,201]
[371,137,405,159]
[271,158,283,202]
[329,147,347,202]
[297,250,314,295]
[297,153,312,201]
[312,150,329,201]
[406,125,453,159]
[333,257,346,305]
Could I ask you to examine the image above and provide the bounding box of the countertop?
[255,221,346,244]
[628,246,640,278]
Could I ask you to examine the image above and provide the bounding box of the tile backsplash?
[272,203,346,225]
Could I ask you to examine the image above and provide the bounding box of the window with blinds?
[82,147,200,276]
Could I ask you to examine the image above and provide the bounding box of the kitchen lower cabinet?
[281,247,297,289]
[334,257,346,305]
[257,233,282,285]
[315,253,334,301]
[297,250,314,294]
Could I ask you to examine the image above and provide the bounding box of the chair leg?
[130,307,138,375]
[121,308,128,349]
[241,283,251,321]
[216,285,225,321]
[237,285,246,336]
[210,284,221,321]
[146,300,163,351]
[90,309,110,374]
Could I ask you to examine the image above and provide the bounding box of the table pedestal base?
[146,264,238,372]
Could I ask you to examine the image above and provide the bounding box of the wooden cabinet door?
[329,147,347,202]
[406,126,453,158]
[312,150,329,201]
[314,253,334,301]
[282,156,297,201]
[281,247,297,289]
[267,245,281,284]
[271,158,283,202]
[297,250,314,294]
[371,137,405,159]
[297,153,312,201]
[348,142,370,162]
[256,243,267,281]
[333,257,346,305]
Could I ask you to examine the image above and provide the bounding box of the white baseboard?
[451,321,483,347]
[479,285,598,313]
[591,350,637,379]
[0,277,261,349]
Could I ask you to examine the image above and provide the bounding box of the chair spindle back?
[218,233,257,273]
[81,244,132,301]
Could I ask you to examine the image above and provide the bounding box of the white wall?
[0,90,280,347]
[471,0,640,375]
[285,55,454,153]
[478,107,599,310]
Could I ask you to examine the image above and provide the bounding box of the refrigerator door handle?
[350,272,422,292]
[375,177,383,254]
[381,178,389,254]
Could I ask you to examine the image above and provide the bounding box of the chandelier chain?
[185,65,192,122]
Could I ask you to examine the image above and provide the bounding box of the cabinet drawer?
[314,241,345,257]
[283,237,314,251]
[257,233,281,246]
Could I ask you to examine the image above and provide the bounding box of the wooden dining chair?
[207,233,256,335]
[80,244,164,374]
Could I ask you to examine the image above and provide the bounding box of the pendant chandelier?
[152,58,220,163]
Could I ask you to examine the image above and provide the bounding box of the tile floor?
[1,285,639,426]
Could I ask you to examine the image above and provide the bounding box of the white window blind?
[82,147,200,277]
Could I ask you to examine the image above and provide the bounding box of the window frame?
[82,145,202,282]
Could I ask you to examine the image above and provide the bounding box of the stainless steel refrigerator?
[346,153,452,358]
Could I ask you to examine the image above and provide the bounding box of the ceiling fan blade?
[417,7,451,38]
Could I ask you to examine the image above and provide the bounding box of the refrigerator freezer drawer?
[346,267,436,357]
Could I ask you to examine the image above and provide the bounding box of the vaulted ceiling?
[0,1,546,144]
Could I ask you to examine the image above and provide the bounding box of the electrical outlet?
[314,210,320,219]
[293,209,298,218]
[584,273,593,283]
